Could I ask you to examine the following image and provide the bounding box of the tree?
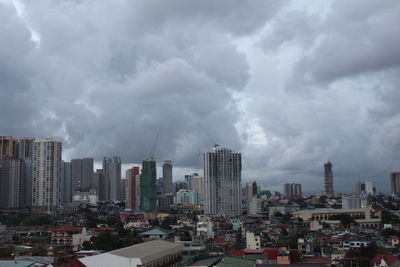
[329,214,355,226]
[91,232,123,251]
[0,245,15,258]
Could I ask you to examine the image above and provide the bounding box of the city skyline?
[1,1,399,193]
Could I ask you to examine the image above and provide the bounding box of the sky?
[1,0,399,193]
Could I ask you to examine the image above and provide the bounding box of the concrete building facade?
[32,137,62,214]
[204,146,241,217]
[103,156,121,201]
[324,161,334,196]
[390,172,400,196]
[162,160,173,194]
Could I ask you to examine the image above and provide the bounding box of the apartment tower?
[204,145,241,217]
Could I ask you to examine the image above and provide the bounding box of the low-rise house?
[372,254,400,267]
[50,226,90,251]
[138,228,173,240]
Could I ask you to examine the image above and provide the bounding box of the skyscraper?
[141,158,156,211]
[0,158,24,209]
[18,137,35,160]
[162,160,173,194]
[324,161,334,197]
[284,183,302,196]
[390,172,400,196]
[355,180,374,196]
[95,169,108,201]
[71,158,94,191]
[204,146,241,217]
[61,161,72,203]
[0,136,19,161]
[126,166,140,210]
[32,137,62,214]
[103,156,121,201]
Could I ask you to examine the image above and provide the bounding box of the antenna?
[150,133,159,159]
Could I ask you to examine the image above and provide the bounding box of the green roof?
[216,256,256,267]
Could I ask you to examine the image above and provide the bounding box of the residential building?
[0,136,19,161]
[355,180,374,196]
[246,232,261,250]
[162,160,173,194]
[175,189,202,205]
[390,172,400,196]
[18,137,35,160]
[103,156,121,201]
[71,158,94,191]
[284,183,302,197]
[243,181,261,215]
[50,226,90,251]
[95,169,109,201]
[191,174,204,205]
[126,166,140,210]
[32,137,62,214]
[0,158,24,209]
[342,195,367,209]
[141,157,156,211]
[324,161,334,196]
[204,145,241,216]
[22,159,33,207]
[61,161,72,203]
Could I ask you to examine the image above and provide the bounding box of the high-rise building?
[342,195,367,209]
[243,181,261,215]
[191,175,204,195]
[390,172,400,196]
[0,158,24,209]
[18,137,35,160]
[162,160,173,194]
[0,136,19,161]
[140,158,156,211]
[204,146,241,216]
[324,161,334,197]
[32,137,62,214]
[71,158,94,191]
[22,159,33,207]
[61,161,72,203]
[126,166,140,210]
[284,183,302,197]
[103,156,121,201]
[95,169,108,201]
[355,180,374,196]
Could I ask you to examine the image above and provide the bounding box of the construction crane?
[149,133,159,159]
[197,122,219,147]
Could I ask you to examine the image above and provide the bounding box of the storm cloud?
[0,0,399,192]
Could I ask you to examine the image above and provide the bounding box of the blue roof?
[139,228,172,235]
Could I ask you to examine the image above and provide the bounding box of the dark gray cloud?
[0,0,399,193]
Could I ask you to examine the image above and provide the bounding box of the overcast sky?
[1,0,399,193]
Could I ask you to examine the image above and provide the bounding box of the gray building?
[61,161,72,203]
[162,160,173,194]
[18,137,35,160]
[22,159,33,207]
[324,161,334,197]
[0,158,24,209]
[71,158,94,191]
[391,172,400,196]
[284,183,302,196]
[95,169,109,201]
[32,137,62,214]
[204,145,241,217]
[103,156,121,201]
